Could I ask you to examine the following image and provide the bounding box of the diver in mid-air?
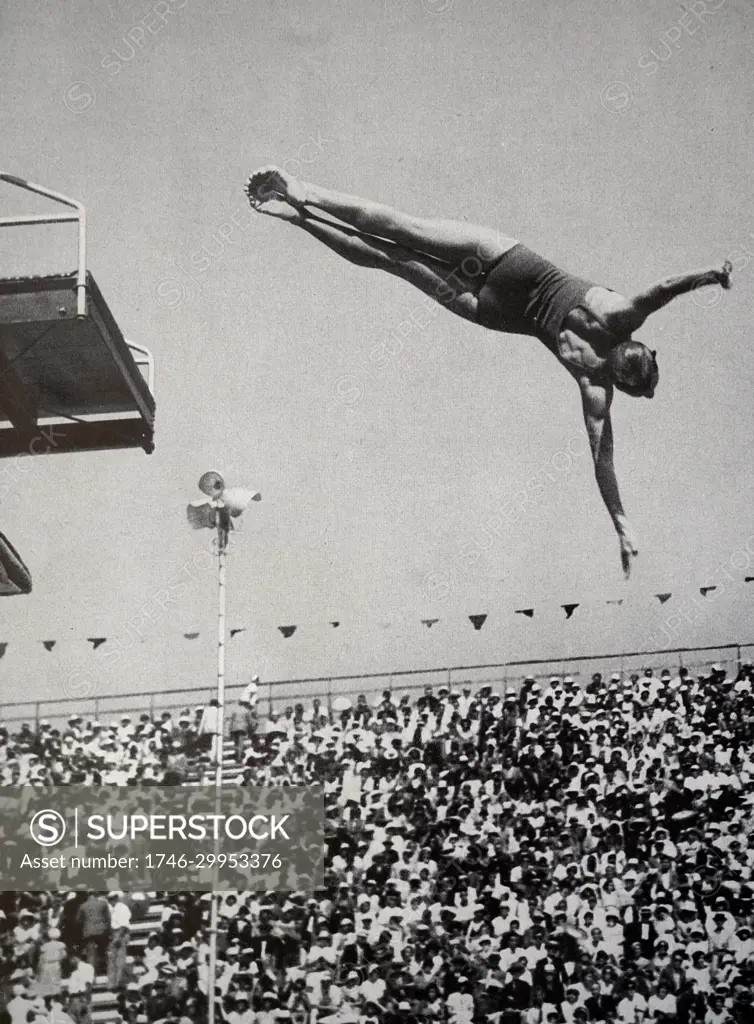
[246,166,732,577]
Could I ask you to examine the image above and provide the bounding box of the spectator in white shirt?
[306,930,337,969]
[106,891,131,989]
[447,979,474,1023]
[240,676,260,706]
[64,954,94,1024]
[647,984,677,1021]
[224,994,255,1024]
[617,980,648,1023]
[7,986,33,1024]
[360,963,387,1004]
[198,699,220,760]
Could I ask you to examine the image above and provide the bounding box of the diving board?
[0,173,155,458]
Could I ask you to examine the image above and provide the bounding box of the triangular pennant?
[700,586,717,597]
[421,619,439,629]
[606,599,623,606]
[469,614,487,631]
[0,642,7,659]
[562,604,579,619]
[515,608,534,618]
[230,629,245,639]
[330,621,340,628]
[746,577,754,583]
[183,632,200,640]
[655,593,672,604]
[278,625,297,639]
[42,640,56,652]
[87,637,107,649]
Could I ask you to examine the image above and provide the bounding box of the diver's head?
[606,340,659,398]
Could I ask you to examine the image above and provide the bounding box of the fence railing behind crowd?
[1,639,751,732]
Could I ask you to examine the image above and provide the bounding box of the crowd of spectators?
[0,678,259,786]
[2,662,754,1024]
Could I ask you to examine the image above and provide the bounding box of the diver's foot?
[248,197,304,224]
[245,166,307,209]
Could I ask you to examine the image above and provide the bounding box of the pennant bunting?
[0,573,751,658]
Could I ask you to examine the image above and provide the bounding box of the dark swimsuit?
[476,243,597,353]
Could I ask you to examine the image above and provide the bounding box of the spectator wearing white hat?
[446,978,474,1024]
[308,972,342,1020]
[306,928,337,970]
[359,962,387,1005]
[224,992,255,1024]
[732,923,754,963]
[240,676,260,739]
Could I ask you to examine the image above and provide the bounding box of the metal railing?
[0,172,154,397]
[0,640,752,733]
[0,171,87,315]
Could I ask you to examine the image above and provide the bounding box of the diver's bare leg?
[246,166,514,267]
[250,199,480,322]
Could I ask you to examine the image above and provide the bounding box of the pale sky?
[2,0,753,710]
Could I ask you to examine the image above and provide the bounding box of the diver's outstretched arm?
[607,261,733,334]
[631,260,732,316]
[589,261,732,337]
[578,375,638,578]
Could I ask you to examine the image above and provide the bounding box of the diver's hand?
[617,519,639,579]
[718,260,733,289]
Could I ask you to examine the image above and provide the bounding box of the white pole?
[207,507,229,1024]
[215,509,228,793]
